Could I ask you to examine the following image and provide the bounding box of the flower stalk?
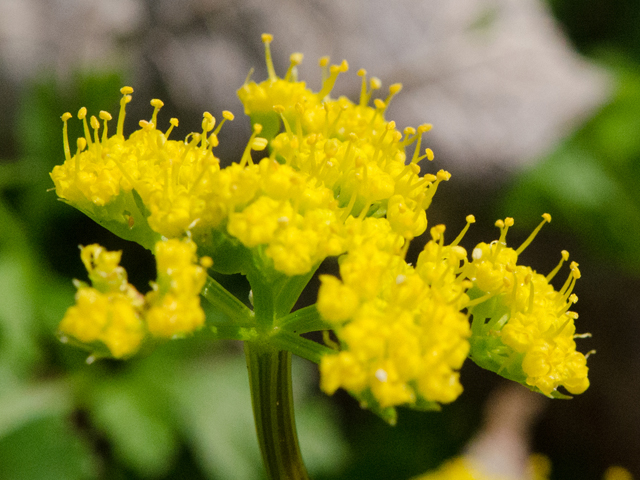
[245,341,309,480]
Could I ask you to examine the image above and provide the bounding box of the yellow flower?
[58,239,211,358]
[145,238,211,337]
[58,244,146,358]
[466,215,590,396]
[318,224,471,409]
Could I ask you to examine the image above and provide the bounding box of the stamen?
[422,170,451,210]
[516,213,551,255]
[451,215,476,246]
[61,112,72,162]
[165,118,179,138]
[273,105,293,137]
[149,99,163,128]
[546,250,569,282]
[99,111,112,143]
[213,110,234,136]
[284,52,303,81]
[240,124,264,167]
[357,69,368,106]
[90,115,100,140]
[318,60,348,99]
[117,87,133,138]
[261,33,277,80]
[318,56,330,84]
[383,83,402,110]
[497,217,514,245]
[78,107,93,148]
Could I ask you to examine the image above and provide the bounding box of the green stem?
[201,275,254,325]
[245,341,310,480]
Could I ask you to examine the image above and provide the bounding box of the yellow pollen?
[99,111,112,121]
[222,110,235,121]
[78,107,87,120]
[120,86,134,95]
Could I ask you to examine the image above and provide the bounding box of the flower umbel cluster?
[51,34,590,421]
[58,239,209,358]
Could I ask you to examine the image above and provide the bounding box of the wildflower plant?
[50,34,591,479]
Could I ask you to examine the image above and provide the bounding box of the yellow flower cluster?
[50,34,446,278]
[466,216,589,396]
[318,223,472,409]
[412,455,551,480]
[58,239,210,358]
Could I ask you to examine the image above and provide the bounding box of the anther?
[425,148,434,161]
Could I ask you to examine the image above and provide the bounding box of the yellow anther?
[306,134,318,145]
[542,213,552,222]
[200,256,213,268]
[76,137,87,152]
[495,219,505,228]
[418,124,433,133]
[569,293,578,304]
[261,33,273,43]
[319,56,330,67]
[99,111,112,121]
[150,99,164,109]
[120,86,134,95]
[410,164,421,175]
[253,123,263,134]
[386,121,396,130]
[222,110,234,121]
[251,137,268,151]
[357,68,366,77]
[425,148,434,161]
[404,127,416,136]
[338,60,349,72]
[208,133,219,147]
[90,116,100,130]
[373,98,385,109]
[436,170,451,181]
[370,77,382,90]
[505,217,514,227]
[78,107,87,119]
[290,52,303,65]
[273,105,285,114]
[570,262,581,279]
[561,250,569,261]
[389,83,402,95]
[170,118,179,127]
[466,215,476,223]
[61,112,72,122]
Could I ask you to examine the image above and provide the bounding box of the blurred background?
[0,0,638,478]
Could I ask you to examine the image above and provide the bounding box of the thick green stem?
[245,341,309,480]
